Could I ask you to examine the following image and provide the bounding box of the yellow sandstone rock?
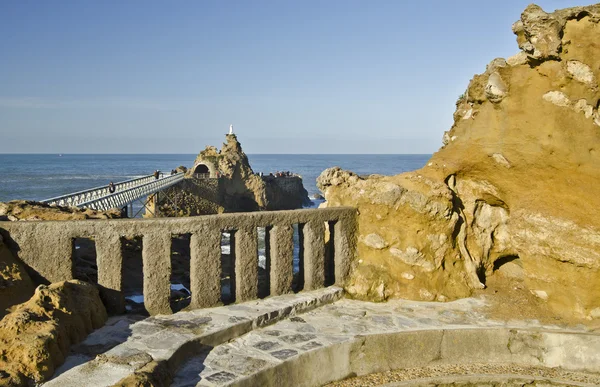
[0,280,107,386]
[318,3,600,320]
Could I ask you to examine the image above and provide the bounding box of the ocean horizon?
[0,153,432,203]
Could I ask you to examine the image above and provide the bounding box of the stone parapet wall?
[0,207,357,315]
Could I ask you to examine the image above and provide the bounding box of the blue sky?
[0,0,593,153]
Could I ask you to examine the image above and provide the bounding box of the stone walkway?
[44,287,343,386]
[43,289,600,387]
[171,298,598,386]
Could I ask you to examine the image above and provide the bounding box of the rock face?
[318,3,600,319]
[0,235,35,319]
[0,200,123,221]
[0,280,107,386]
[155,134,311,215]
[206,134,268,212]
[264,175,312,210]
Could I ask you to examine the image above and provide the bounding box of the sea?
[0,154,431,203]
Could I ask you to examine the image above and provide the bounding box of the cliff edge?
[318,3,600,321]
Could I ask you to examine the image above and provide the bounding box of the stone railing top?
[0,206,355,230]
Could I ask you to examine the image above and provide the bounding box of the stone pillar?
[269,224,294,296]
[142,232,172,315]
[303,221,325,290]
[235,227,258,302]
[190,229,222,308]
[96,233,125,314]
[334,218,356,287]
[54,234,75,283]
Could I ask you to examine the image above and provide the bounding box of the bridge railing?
[0,207,357,315]
[76,173,184,211]
[40,173,184,211]
[41,174,159,207]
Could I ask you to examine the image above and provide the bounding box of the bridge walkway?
[41,172,185,212]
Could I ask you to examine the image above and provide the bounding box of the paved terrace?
[44,288,600,387]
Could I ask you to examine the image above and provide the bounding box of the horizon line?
[0,152,434,156]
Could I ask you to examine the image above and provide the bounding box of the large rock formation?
[0,280,107,386]
[195,134,268,212]
[318,3,600,320]
[154,134,311,215]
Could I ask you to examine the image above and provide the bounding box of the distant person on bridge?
[108,181,116,193]
[154,170,160,180]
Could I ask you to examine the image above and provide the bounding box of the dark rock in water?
[312,193,325,200]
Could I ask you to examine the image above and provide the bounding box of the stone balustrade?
[0,207,356,315]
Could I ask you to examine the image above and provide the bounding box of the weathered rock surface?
[318,3,600,320]
[0,200,122,221]
[202,134,268,212]
[0,280,107,386]
[0,235,35,320]
[264,175,312,210]
[155,134,311,215]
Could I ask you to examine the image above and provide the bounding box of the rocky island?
[148,133,312,216]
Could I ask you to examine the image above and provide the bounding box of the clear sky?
[0,0,594,154]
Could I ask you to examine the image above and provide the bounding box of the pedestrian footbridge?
[41,172,185,212]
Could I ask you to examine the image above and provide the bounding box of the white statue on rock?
[229,124,234,135]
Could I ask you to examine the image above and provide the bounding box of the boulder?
[0,280,107,386]
[319,3,600,319]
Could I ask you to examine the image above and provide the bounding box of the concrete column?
[96,233,125,314]
[334,218,356,287]
[303,221,325,290]
[234,227,258,302]
[142,232,172,315]
[190,229,222,308]
[269,224,294,296]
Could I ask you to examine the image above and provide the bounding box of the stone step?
[43,286,343,387]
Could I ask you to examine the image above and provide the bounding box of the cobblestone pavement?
[171,297,595,386]
[45,287,343,386]
[43,291,599,387]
